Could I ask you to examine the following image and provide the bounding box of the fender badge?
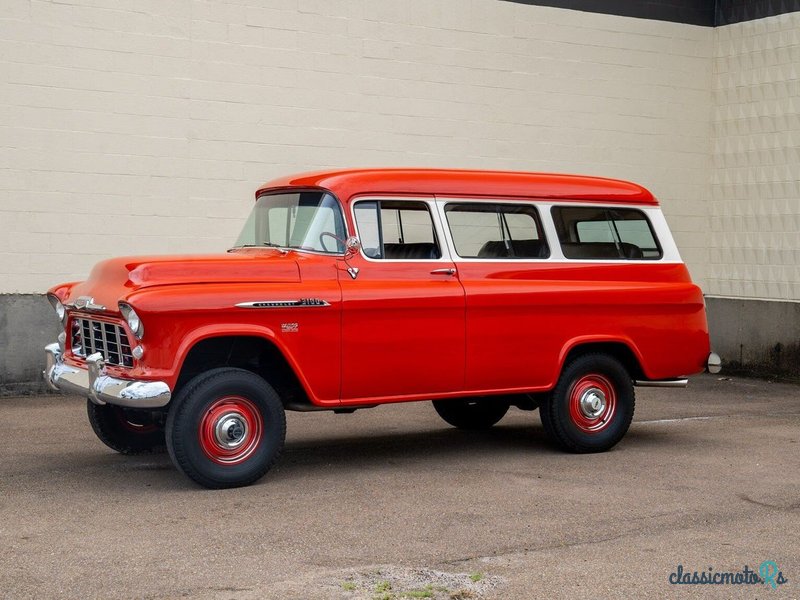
[281,322,299,333]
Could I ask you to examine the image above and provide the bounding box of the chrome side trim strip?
[235,299,330,308]
[633,379,689,388]
[44,343,171,408]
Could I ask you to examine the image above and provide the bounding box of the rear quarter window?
[551,206,662,260]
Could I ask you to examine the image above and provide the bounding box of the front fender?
[168,323,322,402]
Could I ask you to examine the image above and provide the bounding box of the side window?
[551,206,662,260]
[444,203,549,259]
[353,200,442,260]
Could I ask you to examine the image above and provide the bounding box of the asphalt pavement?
[1,374,798,599]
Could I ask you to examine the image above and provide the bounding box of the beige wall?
[1,0,713,294]
[709,11,800,302]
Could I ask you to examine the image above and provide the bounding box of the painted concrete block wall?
[0,294,61,393]
[709,12,800,302]
[706,296,800,376]
[0,0,713,297]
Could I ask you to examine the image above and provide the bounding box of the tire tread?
[86,400,166,455]
[541,353,635,453]
[166,368,286,489]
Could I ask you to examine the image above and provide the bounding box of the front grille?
[72,317,134,367]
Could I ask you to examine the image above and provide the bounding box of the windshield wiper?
[229,242,293,253]
[237,242,288,249]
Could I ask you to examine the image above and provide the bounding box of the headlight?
[119,302,144,339]
[47,293,67,325]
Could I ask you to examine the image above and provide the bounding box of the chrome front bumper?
[44,343,171,408]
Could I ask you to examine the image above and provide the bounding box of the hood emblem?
[69,296,107,311]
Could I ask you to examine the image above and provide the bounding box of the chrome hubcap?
[579,387,606,418]
[214,412,248,449]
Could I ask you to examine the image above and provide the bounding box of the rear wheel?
[166,368,285,489]
[86,400,165,455]
[433,397,510,430]
[540,354,635,453]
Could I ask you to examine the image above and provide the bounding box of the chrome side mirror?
[343,236,361,280]
[345,236,361,255]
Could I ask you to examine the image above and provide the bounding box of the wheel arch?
[172,328,317,409]
[558,337,645,381]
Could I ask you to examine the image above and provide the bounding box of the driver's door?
[339,198,465,403]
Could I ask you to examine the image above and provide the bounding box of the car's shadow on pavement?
[75,425,556,489]
[268,422,676,482]
[28,421,678,491]
[284,424,549,461]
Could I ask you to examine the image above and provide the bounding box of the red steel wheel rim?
[199,396,263,465]
[567,374,617,434]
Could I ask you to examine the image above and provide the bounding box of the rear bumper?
[633,352,721,387]
[634,379,688,388]
[44,343,171,408]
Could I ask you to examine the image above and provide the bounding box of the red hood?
[62,252,300,310]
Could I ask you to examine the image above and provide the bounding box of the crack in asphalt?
[637,412,800,424]
[438,496,798,566]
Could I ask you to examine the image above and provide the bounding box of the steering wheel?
[319,231,343,253]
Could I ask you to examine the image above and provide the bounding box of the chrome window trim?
[349,196,454,263]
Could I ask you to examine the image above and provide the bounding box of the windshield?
[233,191,347,254]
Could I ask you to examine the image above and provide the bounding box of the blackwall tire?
[540,354,635,453]
[165,368,286,489]
[86,400,166,455]
[432,397,510,430]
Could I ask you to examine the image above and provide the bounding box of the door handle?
[430,268,456,276]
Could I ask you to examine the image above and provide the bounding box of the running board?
[634,379,688,388]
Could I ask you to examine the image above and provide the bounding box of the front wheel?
[540,354,635,453]
[432,397,510,430]
[166,368,286,489]
[87,400,166,455]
